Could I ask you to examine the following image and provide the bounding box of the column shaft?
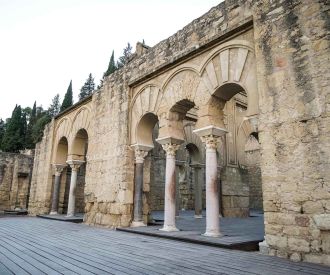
[66,169,78,217]
[50,174,61,214]
[175,165,180,217]
[204,146,220,236]
[133,162,144,223]
[194,167,203,218]
[161,153,177,231]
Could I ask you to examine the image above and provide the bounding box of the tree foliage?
[104,51,117,77]
[25,101,37,149]
[79,73,95,100]
[117,43,132,69]
[1,105,26,152]
[60,80,73,112]
[0,119,5,150]
[48,94,61,118]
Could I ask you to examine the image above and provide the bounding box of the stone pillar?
[66,160,84,217]
[193,126,227,237]
[131,144,153,227]
[50,164,66,215]
[192,164,203,218]
[156,137,184,232]
[175,165,180,217]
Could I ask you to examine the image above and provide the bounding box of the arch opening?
[55,137,68,164]
[136,113,159,147]
[71,129,88,160]
[214,83,246,102]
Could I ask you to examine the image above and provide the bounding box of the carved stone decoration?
[161,143,181,157]
[201,135,220,151]
[134,149,149,164]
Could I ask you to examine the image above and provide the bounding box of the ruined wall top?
[104,0,253,88]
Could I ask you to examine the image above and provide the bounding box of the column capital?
[156,137,184,157]
[66,160,85,171]
[193,126,228,151]
[131,144,153,164]
[52,164,67,176]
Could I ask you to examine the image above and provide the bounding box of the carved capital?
[53,164,67,176]
[162,143,181,157]
[66,160,85,171]
[131,144,153,164]
[134,149,148,164]
[201,135,220,151]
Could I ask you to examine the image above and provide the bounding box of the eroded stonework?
[0,151,33,212]
[26,0,329,265]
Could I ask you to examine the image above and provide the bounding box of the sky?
[0,0,222,119]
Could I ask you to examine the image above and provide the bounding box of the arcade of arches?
[27,0,330,266]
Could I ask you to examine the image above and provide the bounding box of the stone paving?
[0,217,329,275]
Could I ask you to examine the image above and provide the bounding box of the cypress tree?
[25,101,37,149]
[0,119,5,150]
[79,73,95,100]
[117,43,132,69]
[60,80,73,112]
[48,94,60,117]
[104,51,117,77]
[1,105,25,152]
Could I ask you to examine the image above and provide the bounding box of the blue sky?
[0,0,221,119]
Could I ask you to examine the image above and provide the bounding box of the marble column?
[66,160,84,217]
[156,137,183,232]
[50,164,66,215]
[192,164,203,218]
[131,144,153,227]
[193,126,227,237]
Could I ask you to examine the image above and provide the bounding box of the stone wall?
[253,0,330,265]
[28,121,54,215]
[27,0,329,266]
[0,151,33,212]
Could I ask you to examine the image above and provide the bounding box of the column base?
[66,214,75,218]
[194,215,203,219]
[159,225,179,232]
[202,231,222,238]
[49,211,58,215]
[131,221,147,227]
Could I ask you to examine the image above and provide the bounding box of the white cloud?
[0,0,222,119]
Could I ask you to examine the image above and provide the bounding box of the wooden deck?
[0,217,329,275]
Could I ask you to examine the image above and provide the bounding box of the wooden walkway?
[0,217,329,275]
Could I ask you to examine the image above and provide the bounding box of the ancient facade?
[0,151,33,212]
[25,0,329,266]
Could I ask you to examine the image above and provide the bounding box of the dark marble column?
[50,164,66,215]
[131,145,152,227]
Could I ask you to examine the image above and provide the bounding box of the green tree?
[1,105,26,152]
[60,80,73,112]
[104,51,117,77]
[0,119,5,150]
[31,113,51,144]
[117,43,132,69]
[48,94,61,117]
[79,73,95,100]
[25,101,37,149]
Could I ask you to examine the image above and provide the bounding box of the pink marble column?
[193,126,227,237]
[156,137,183,232]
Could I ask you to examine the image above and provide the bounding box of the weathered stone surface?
[0,151,33,211]
[25,0,329,266]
